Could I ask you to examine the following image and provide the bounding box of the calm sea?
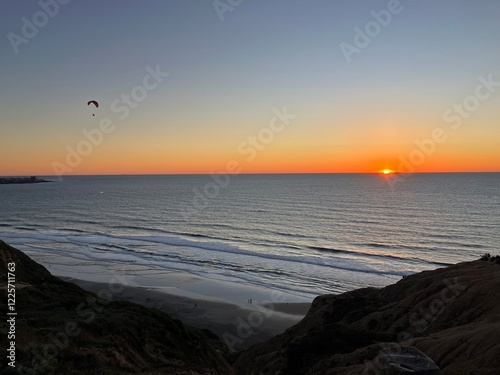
[1,173,499,299]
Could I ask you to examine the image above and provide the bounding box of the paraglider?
[87,100,99,116]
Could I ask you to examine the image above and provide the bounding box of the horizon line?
[2,171,500,178]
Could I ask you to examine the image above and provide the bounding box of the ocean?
[1,173,499,300]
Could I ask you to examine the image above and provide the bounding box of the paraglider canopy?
[87,100,99,116]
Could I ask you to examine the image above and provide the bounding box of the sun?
[380,169,393,175]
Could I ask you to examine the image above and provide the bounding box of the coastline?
[2,239,500,373]
[62,276,311,351]
[0,176,51,184]
[14,243,313,350]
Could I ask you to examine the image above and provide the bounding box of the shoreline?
[16,246,314,350]
[62,276,311,351]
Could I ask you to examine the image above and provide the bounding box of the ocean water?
[1,173,499,300]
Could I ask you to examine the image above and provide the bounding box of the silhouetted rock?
[234,257,500,374]
[0,176,51,184]
[480,253,491,261]
[0,240,232,375]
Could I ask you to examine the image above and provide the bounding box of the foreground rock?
[0,240,232,375]
[234,257,500,374]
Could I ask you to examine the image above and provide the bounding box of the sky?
[1,0,499,176]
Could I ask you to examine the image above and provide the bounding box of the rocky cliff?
[233,257,500,374]
[0,240,232,375]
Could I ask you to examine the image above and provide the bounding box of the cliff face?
[234,259,500,375]
[0,240,232,375]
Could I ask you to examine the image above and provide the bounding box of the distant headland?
[0,176,52,184]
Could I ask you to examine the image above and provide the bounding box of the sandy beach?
[62,276,311,351]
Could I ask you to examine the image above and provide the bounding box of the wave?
[362,241,484,253]
[14,226,39,231]
[106,224,311,254]
[205,223,312,240]
[59,228,91,234]
[68,219,101,225]
[308,245,357,255]
[308,245,421,263]
[119,235,399,275]
[366,243,391,248]
[0,230,410,279]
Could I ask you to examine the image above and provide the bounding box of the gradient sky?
[1,0,499,175]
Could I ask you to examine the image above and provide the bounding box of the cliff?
[233,257,500,374]
[0,240,232,375]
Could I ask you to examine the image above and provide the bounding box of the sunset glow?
[1,2,500,176]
